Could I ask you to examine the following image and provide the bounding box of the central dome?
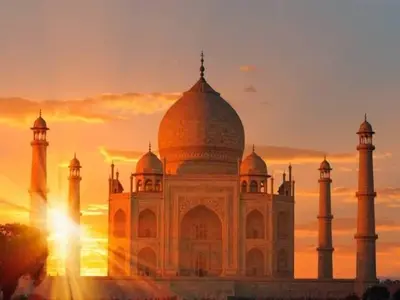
[158,54,245,175]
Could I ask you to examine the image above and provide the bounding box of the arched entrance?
[137,247,157,277]
[246,248,264,276]
[246,209,265,239]
[179,205,222,277]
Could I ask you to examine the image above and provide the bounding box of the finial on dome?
[74,152,76,159]
[324,154,326,160]
[149,141,152,152]
[364,113,367,122]
[252,144,255,153]
[200,51,205,79]
[39,109,42,117]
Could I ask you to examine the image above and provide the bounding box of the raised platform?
[14,276,368,300]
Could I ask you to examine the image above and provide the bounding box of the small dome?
[319,158,331,171]
[357,114,374,134]
[240,148,268,176]
[136,149,163,175]
[33,116,48,129]
[69,154,81,168]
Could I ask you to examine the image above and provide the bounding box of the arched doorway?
[246,248,264,276]
[179,205,222,277]
[138,209,157,238]
[246,209,265,239]
[137,247,157,277]
[113,209,126,238]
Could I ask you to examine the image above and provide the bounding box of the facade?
[27,54,380,298]
[107,56,295,279]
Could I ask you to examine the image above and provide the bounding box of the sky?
[0,0,400,279]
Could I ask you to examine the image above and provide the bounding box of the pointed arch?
[137,247,157,276]
[144,179,153,191]
[250,180,258,193]
[179,205,222,277]
[138,209,157,238]
[113,209,126,238]
[246,209,265,239]
[246,248,264,276]
[241,181,247,193]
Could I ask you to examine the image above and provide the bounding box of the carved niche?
[178,196,225,221]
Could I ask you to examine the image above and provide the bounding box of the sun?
[47,204,84,274]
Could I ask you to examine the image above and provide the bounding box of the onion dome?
[32,110,48,129]
[319,156,332,171]
[69,153,81,168]
[240,145,268,176]
[357,114,374,134]
[135,143,163,174]
[158,52,245,175]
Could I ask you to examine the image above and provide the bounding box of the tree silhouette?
[362,285,390,300]
[345,293,360,300]
[0,224,48,300]
[392,288,400,300]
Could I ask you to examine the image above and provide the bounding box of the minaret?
[67,153,82,276]
[29,110,49,232]
[355,114,378,283]
[317,156,334,279]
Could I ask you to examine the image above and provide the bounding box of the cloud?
[244,85,257,93]
[81,203,108,216]
[297,186,400,207]
[295,218,400,238]
[99,147,146,164]
[0,93,181,126]
[297,186,354,198]
[239,65,257,72]
[98,144,392,168]
[245,145,392,165]
[246,144,355,165]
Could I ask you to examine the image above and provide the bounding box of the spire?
[200,51,205,79]
[252,144,255,153]
[364,113,367,122]
[149,141,152,152]
[324,154,327,160]
[39,109,42,117]
[74,152,76,159]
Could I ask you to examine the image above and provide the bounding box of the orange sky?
[0,1,400,280]
[0,95,398,279]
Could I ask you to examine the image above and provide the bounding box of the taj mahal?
[26,54,380,299]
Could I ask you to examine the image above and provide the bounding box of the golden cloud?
[99,147,144,164]
[0,93,181,126]
[298,186,400,208]
[81,203,108,216]
[244,144,357,165]
[295,218,400,238]
[239,65,257,72]
[246,145,392,165]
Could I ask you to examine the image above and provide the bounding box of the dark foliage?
[344,294,360,300]
[362,285,390,300]
[392,288,400,300]
[0,223,48,300]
